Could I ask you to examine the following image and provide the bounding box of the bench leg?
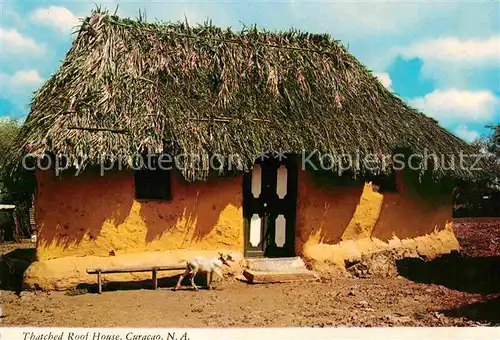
[97,270,102,294]
[152,269,158,290]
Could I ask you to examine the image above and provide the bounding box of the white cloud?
[288,1,467,42]
[454,124,480,143]
[7,70,44,87]
[374,72,392,90]
[408,89,498,124]
[0,27,43,55]
[31,6,80,33]
[385,35,500,88]
[0,71,43,119]
[394,35,500,65]
[276,1,498,89]
[1,70,44,102]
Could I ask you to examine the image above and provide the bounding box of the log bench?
[86,265,186,294]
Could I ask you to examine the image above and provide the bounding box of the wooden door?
[243,155,298,258]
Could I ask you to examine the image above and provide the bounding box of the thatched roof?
[8,9,492,181]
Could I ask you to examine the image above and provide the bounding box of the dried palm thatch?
[6,9,492,182]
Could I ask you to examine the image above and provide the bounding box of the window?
[369,171,399,193]
[134,156,172,201]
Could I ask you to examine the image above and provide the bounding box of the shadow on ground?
[76,273,220,294]
[396,252,500,294]
[440,296,500,326]
[397,251,500,325]
[0,247,36,292]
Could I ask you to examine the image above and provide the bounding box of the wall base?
[24,249,243,291]
[24,227,459,290]
[302,225,459,273]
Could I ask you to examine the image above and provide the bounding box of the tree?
[0,117,21,161]
[477,124,500,188]
[0,117,22,202]
[455,125,500,217]
[0,117,36,238]
[473,124,500,162]
[487,124,500,159]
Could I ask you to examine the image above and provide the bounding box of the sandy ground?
[0,218,499,327]
[1,277,499,327]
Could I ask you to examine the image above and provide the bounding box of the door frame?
[242,154,298,258]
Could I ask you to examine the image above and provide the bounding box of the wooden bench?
[86,265,186,294]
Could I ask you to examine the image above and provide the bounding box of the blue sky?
[1,0,499,142]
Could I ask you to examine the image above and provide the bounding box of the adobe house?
[8,10,488,290]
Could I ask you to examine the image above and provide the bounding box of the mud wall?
[34,169,244,261]
[23,249,243,291]
[295,169,458,268]
[27,167,459,290]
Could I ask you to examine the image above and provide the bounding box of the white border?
[0,327,499,340]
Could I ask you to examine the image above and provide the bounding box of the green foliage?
[0,117,22,202]
[487,124,500,158]
[0,117,35,237]
[470,125,500,191]
[473,124,500,159]
[485,124,500,190]
[0,118,21,164]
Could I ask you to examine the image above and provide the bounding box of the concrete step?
[245,257,308,272]
[241,257,318,284]
[242,269,319,284]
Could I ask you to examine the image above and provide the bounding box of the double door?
[243,155,298,258]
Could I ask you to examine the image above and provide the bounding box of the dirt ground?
[2,277,500,327]
[0,218,499,327]
[454,218,500,257]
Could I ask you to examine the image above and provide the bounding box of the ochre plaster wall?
[34,169,244,261]
[26,167,459,290]
[295,169,458,268]
[24,249,243,291]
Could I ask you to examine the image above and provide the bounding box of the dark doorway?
[242,154,298,258]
